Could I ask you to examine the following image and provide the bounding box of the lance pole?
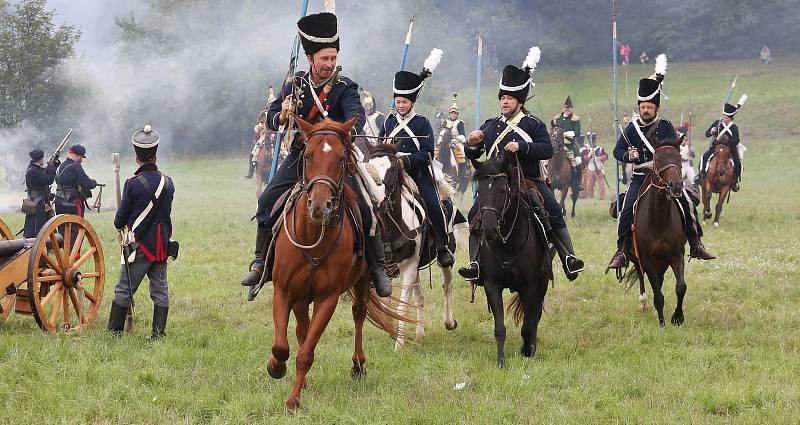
[612,0,622,217]
[713,76,738,139]
[388,15,415,112]
[475,34,483,130]
[269,0,310,180]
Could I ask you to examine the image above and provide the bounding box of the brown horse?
[701,137,734,228]
[546,125,579,218]
[255,131,278,198]
[267,116,411,412]
[625,137,688,327]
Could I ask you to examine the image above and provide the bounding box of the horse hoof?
[497,357,506,368]
[702,220,706,225]
[267,356,287,379]
[713,222,719,228]
[520,344,536,357]
[445,320,458,331]
[671,313,684,326]
[285,396,300,413]
[351,362,366,379]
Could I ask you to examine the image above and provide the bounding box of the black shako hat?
[393,71,426,103]
[29,148,44,161]
[132,124,160,160]
[498,65,532,104]
[297,13,339,56]
[637,78,661,107]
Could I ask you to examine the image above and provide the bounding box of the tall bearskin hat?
[499,46,541,104]
[393,48,443,103]
[638,53,667,107]
[132,124,160,161]
[297,9,339,55]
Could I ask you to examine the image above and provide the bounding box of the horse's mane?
[368,143,398,157]
[307,118,355,142]
[654,136,681,149]
[472,159,504,181]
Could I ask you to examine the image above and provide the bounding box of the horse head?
[367,143,404,201]
[651,136,684,199]
[549,122,565,152]
[471,155,519,242]
[296,116,358,224]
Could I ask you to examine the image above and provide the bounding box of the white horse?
[366,152,459,351]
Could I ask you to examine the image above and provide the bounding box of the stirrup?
[458,261,479,281]
[565,254,584,274]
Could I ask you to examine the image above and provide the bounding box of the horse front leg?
[570,188,578,218]
[412,272,425,342]
[394,261,416,351]
[714,187,728,227]
[484,284,506,367]
[701,184,712,223]
[670,259,687,326]
[351,278,369,379]
[441,266,457,331]
[268,288,293,380]
[292,302,310,389]
[286,295,338,413]
[645,269,666,327]
[559,189,568,217]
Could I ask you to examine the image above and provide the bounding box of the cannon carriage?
[0,215,105,331]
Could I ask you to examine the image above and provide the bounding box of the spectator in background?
[759,46,772,64]
[639,51,649,64]
[622,44,631,65]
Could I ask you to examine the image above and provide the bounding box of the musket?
[49,129,73,163]
[112,153,135,332]
[713,76,738,141]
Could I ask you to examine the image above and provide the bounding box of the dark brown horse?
[267,116,412,412]
[471,155,552,366]
[255,131,279,198]
[701,136,734,228]
[546,125,579,218]
[626,137,688,327]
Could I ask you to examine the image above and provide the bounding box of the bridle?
[477,161,524,244]
[649,144,682,198]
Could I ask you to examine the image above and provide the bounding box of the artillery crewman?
[553,96,583,190]
[108,125,175,339]
[607,67,715,270]
[459,61,584,281]
[55,144,97,218]
[245,87,278,179]
[23,149,58,238]
[240,11,393,297]
[696,95,747,192]
[380,56,456,268]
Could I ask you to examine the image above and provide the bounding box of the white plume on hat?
[654,53,668,76]
[737,94,748,107]
[423,48,443,74]
[522,46,542,72]
[324,0,335,14]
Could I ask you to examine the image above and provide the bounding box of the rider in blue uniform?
[379,62,456,267]
[607,70,715,270]
[695,97,746,192]
[458,63,584,281]
[240,11,392,296]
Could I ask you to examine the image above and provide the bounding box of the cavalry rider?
[23,148,58,238]
[607,68,715,270]
[695,95,747,192]
[245,87,277,179]
[240,11,393,297]
[553,95,583,190]
[379,56,456,268]
[361,90,385,142]
[108,125,176,339]
[458,62,584,281]
[438,94,470,187]
[55,144,97,218]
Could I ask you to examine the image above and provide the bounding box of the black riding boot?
[457,234,480,282]
[241,227,272,286]
[434,235,455,268]
[366,235,393,297]
[149,306,168,340]
[686,222,716,260]
[107,301,127,336]
[245,154,255,179]
[550,227,584,281]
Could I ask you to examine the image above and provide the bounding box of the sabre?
[112,153,135,332]
[270,0,310,181]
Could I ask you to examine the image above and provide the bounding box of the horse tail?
[347,288,420,341]
[507,293,525,327]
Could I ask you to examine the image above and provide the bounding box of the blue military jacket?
[267,71,365,136]
[614,117,677,167]
[704,120,740,147]
[114,163,174,262]
[56,158,97,200]
[466,113,553,180]
[26,161,56,200]
[379,113,435,181]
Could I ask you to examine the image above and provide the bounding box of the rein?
[648,145,680,196]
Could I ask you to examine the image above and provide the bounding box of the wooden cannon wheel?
[27,215,105,332]
[0,218,14,321]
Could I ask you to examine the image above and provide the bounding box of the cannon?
[0,215,105,331]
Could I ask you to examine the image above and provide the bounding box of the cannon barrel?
[0,234,64,258]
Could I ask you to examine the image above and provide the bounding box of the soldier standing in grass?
[108,125,176,339]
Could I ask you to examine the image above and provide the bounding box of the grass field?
[1,58,799,424]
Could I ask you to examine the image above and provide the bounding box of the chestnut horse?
[267,117,412,412]
[255,131,279,198]
[625,137,688,327]
[546,125,579,218]
[701,137,734,228]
